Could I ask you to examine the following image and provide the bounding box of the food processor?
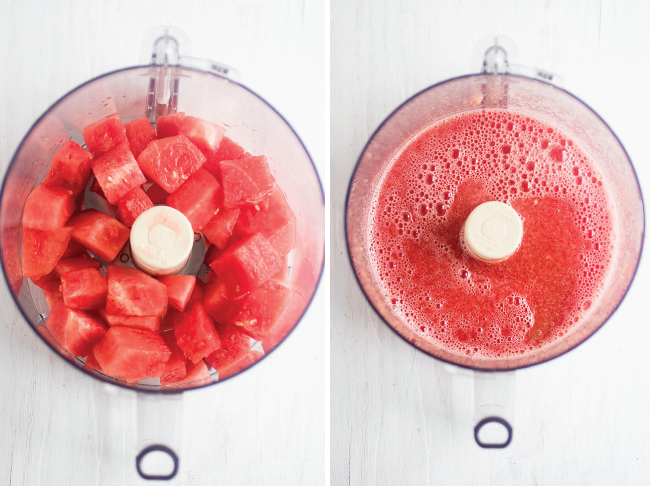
[346,38,644,448]
[0,27,324,479]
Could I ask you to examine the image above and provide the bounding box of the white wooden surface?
[331,1,650,485]
[0,1,328,485]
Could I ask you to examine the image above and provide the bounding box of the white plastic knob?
[130,206,194,276]
[463,201,523,263]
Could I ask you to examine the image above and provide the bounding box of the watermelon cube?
[262,290,308,353]
[160,331,187,386]
[180,360,212,386]
[203,137,246,179]
[22,184,76,231]
[82,114,129,156]
[60,238,89,259]
[54,257,101,278]
[2,225,23,296]
[165,168,221,232]
[42,140,93,197]
[204,243,225,267]
[106,265,168,316]
[145,182,169,204]
[156,112,186,139]
[203,279,237,323]
[174,303,221,363]
[162,308,183,332]
[202,208,240,249]
[93,327,171,382]
[137,135,207,193]
[41,280,63,310]
[220,155,275,208]
[229,282,296,341]
[115,187,154,228]
[89,176,107,200]
[179,116,225,158]
[91,142,147,204]
[235,184,295,255]
[205,323,258,379]
[61,267,107,310]
[83,349,103,373]
[124,116,157,159]
[209,233,283,296]
[157,275,196,312]
[99,310,162,332]
[22,227,73,279]
[46,301,107,357]
[68,209,130,262]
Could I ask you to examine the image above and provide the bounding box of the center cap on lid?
[130,206,194,276]
[463,201,523,263]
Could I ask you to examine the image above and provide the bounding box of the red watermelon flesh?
[61,267,107,310]
[68,209,130,263]
[203,279,237,323]
[157,275,196,312]
[61,238,89,259]
[82,114,128,156]
[162,308,183,332]
[235,184,296,255]
[220,155,275,208]
[93,327,171,382]
[22,227,73,279]
[54,257,101,278]
[2,225,23,296]
[230,282,296,341]
[22,184,76,231]
[106,265,168,316]
[202,208,240,249]
[160,331,187,385]
[204,244,224,267]
[179,116,225,158]
[89,176,107,200]
[46,301,107,357]
[137,135,207,193]
[91,142,147,204]
[174,303,221,363]
[124,116,157,159]
[203,137,246,180]
[270,254,289,285]
[156,112,186,139]
[262,290,308,352]
[209,233,283,296]
[83,349,103,373]
[205,323,258,379]
[41,280,63,310]
[165,168,221,232]
[99,310,162,332]
[180,360,212,386]
[145,182,169,204]
[115,187,154,228]
[42,140,93,197]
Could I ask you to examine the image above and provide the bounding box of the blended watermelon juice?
[367,110,615,358]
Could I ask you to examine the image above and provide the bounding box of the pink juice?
[368,110,615,358]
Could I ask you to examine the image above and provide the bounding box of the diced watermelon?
[61,239,89,259]
[156,112,186,139]
[137,135,207,194]
[174,303,221,363]
[162,308,183,332]
[181,360,212,386]
[165,168,221,232]
[41,280,63,310]
[203,137,246,179]
[46,301,106,357]
[22,227,73,279]
[205,323,258,379]
[235,184,296,255]
[93,327,171,382]
[220,155,275,208]
[145,182,169,204]
[202,208,240,249]
[31,271,59,288]
[91,142,147,204]
[209,233,283,296]
[204,243,225,267]
[229,282,296,340]
[203,279,237,323]
[115,187,154,228]
[61,267,107,310]
[106,265,168,316]
[22,184,76,231]
[270,254,289,285]
[99,309,162,332]
[54,257,101,278]
[124,116,157,159]
[262,290,308,352]
[82,114,129,156]
[160,331,187,385]
[89,176,107,200]
[83,349,103,373]
[179,116,225,158]
[157,275,196,312]
[2,225,23,296]
[68,210,130,262]
[42,141,93,197]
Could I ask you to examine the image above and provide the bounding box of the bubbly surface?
[368,110,615,358]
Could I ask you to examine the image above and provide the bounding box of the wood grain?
[331,0,650,484]
[0,0,327,484]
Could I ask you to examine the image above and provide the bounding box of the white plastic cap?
[130,206,194,276]
[463,201,523,263]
